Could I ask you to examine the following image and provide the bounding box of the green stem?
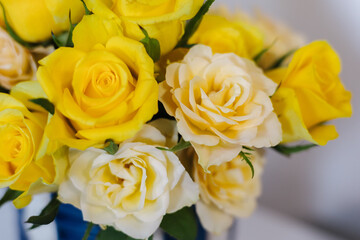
[82,222,94,240]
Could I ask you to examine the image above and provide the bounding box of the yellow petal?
[295,88,351,128]
[108,0,203,24]
[46,111,99,150]
[0,93,27,112]
[0,93,41,126]
[1,0,84,42]
[287,41,341,77]
[13,193,32,209]
[45,0,84,27]
[73,14,123,51]
[272,88,337,145]
[1,1,56,42]
[10,163,44,191]
[266,67,287,85]
[141,20,184,55]
[10,81,48,112]
[37,47,86,104]
[189,14,264,58]
[76,90,158,142]
[309,124,338,146]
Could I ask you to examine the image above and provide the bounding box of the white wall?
[218,0,360,239]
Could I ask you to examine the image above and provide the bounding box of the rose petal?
[196,201,234,235]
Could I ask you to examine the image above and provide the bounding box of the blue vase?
[55,204,207,240]
[55,204,100,240]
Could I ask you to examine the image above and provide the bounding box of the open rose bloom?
[0,1,352,239]
[59,120,199,239]
[160,45,282,170]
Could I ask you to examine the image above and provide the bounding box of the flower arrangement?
[0,0,352,239]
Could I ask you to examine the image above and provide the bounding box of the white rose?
[159,45,281,170]
[0,28,36,89]
[194,150,265,234]
[58,119,199,239]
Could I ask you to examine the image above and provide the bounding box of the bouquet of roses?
[0,0,352,239]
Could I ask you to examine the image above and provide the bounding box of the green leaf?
[65,11,76,47]
[0,85,9,93]
[176,0,216,48]
[157,138,191,152]
[51,31,65,48]
[104,139,119,155]
[81,0,93,15]
[50,12,76,48]
[239,151,255,179]
[140,27,161,62]
[26,198,61,229]
[82,222,94,240]
[253,40,277,63]
[0,189,23,208]
[273,144,317,157]
[160,207,198,240]
[29,98,55,115]
[253,47,270,62]
[243,146,254,152]
[268,49,297,69]
[97,226,140,240]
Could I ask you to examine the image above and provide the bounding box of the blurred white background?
[1,0,359,239]
[218,0,360,239]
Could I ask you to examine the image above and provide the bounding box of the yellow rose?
[0,81,68,208]
[0,28,36,89]
[0,0,84,42]
[189,13,264,59]
[86,0,202,24]
[270,41,352,145]
[85,0,203,55]
[0,93,41,188]
[159,45,281,170]
[37,15,158,150]
[194,149,264,234]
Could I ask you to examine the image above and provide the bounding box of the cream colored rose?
[0,28,36,89]
[194,150,265,234]
[58,119,199,239]
[159,45,281,170]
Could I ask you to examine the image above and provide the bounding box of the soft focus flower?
[189,14,264,59]
[0,0,84,42]
[0,28,36,89]
[194,150,264,234]
[0,93,41,188]
[270,41,352,145]
[85,0,203,55]
[85,0,202,24]
[59,119,199,239]
[30,45,55,64]
[200,7,305,69]
[37,15,158,150]
[253,10,306,69]
[0,81,68,208]
[159,45,281,170]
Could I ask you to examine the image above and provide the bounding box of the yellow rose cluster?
[0,1,352,239]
